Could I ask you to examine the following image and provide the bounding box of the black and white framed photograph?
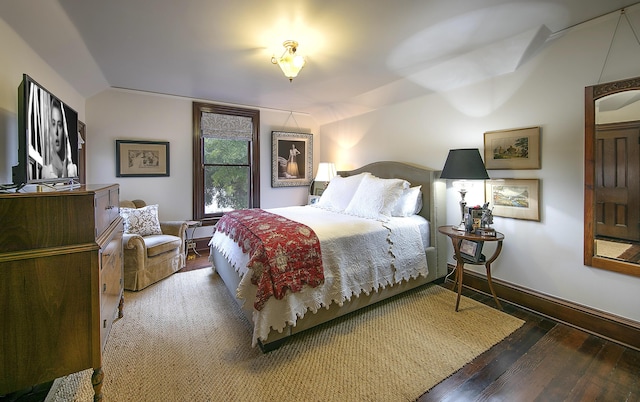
[271,131,313,187]
[116,140,170,177]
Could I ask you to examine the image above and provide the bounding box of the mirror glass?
[585,77,640,277]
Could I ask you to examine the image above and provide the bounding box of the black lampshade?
[440,148,489,180]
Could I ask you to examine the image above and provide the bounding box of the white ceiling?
[1,0,638,124]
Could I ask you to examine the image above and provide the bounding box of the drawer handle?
[103,319,107,329]
[103,283,107,292]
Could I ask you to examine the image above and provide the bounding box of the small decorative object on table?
[475,227,496,236]
[475,202,496,236]
[465,205,484,232]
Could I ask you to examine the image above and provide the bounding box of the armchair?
[119,199,188,291]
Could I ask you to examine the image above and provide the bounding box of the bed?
[209,161,447,351]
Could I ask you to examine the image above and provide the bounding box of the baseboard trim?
[449,265,640,351]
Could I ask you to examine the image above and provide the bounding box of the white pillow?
[344,175,409,219]
[314,172,371,212]
[391,186,423,217]
[119,204,162,236]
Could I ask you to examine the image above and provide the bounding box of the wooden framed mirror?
[584,76,640,277]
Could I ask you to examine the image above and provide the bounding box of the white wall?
[2,7,639,325]
[319,12,640,322]
[0,17,85,185]
[86,89,319,225]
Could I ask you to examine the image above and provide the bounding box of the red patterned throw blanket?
[215,209,324,310]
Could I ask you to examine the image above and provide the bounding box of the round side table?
[438,225,505,311]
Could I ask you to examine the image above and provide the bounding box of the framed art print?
[116,140,170,177]
[484,126,540,170]
[485,179,540,221]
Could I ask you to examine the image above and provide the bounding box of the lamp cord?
[598,8,640,84]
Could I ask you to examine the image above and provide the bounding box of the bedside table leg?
[450,264,459,292]
[455,261,464,312]
[485,263,502,310]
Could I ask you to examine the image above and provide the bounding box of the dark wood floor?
[3,251,639,401]
[419,284,640,402]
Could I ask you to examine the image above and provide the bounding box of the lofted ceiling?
[1,0,638,124]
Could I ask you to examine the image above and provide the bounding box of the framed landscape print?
[484,126,540,170]
[116,140,170,177]
[485,179,540,221]
[271,131,313,187]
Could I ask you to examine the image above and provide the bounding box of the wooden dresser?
[0,184,123,401]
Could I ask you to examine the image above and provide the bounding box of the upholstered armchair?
[119,200,187,291]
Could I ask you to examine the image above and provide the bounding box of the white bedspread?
[209,206,429,346]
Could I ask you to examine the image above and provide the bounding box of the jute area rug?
[47,269,523,402]
[596,239,640,263]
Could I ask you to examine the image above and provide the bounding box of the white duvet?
[208,206,429,346]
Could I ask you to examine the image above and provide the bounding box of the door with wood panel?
[595,121,640,241]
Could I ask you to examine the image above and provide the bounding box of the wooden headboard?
[338,161,447,279]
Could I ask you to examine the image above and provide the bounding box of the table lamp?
[310,162,337,195]
[440,148,489,229]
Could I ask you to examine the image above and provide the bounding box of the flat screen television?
[12,74,79,186]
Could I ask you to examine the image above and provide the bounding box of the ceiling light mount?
[271,40,306,82]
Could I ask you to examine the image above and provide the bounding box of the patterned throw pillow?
[119,204,162,236]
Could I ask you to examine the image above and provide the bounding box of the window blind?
[201,112,253,140]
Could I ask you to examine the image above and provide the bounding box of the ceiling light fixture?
[271,40,306,82]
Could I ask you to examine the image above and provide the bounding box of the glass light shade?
[276,55,305,78]
[314,162,337,182]
[273,40,306,80]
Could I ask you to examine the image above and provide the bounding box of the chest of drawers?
[0,184,123,401]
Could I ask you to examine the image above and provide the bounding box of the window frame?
[192,102,260,223]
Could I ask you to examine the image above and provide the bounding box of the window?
[193,102,260,222]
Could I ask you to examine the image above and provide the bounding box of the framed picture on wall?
[485,179,540,221]
[116,140,170,177]
[271,131,313,187]
[484,126,541,170]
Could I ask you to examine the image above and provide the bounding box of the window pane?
[204,165,249,213]
[204,138,248,164]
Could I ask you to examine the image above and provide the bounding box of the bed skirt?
[211,244,439,351]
